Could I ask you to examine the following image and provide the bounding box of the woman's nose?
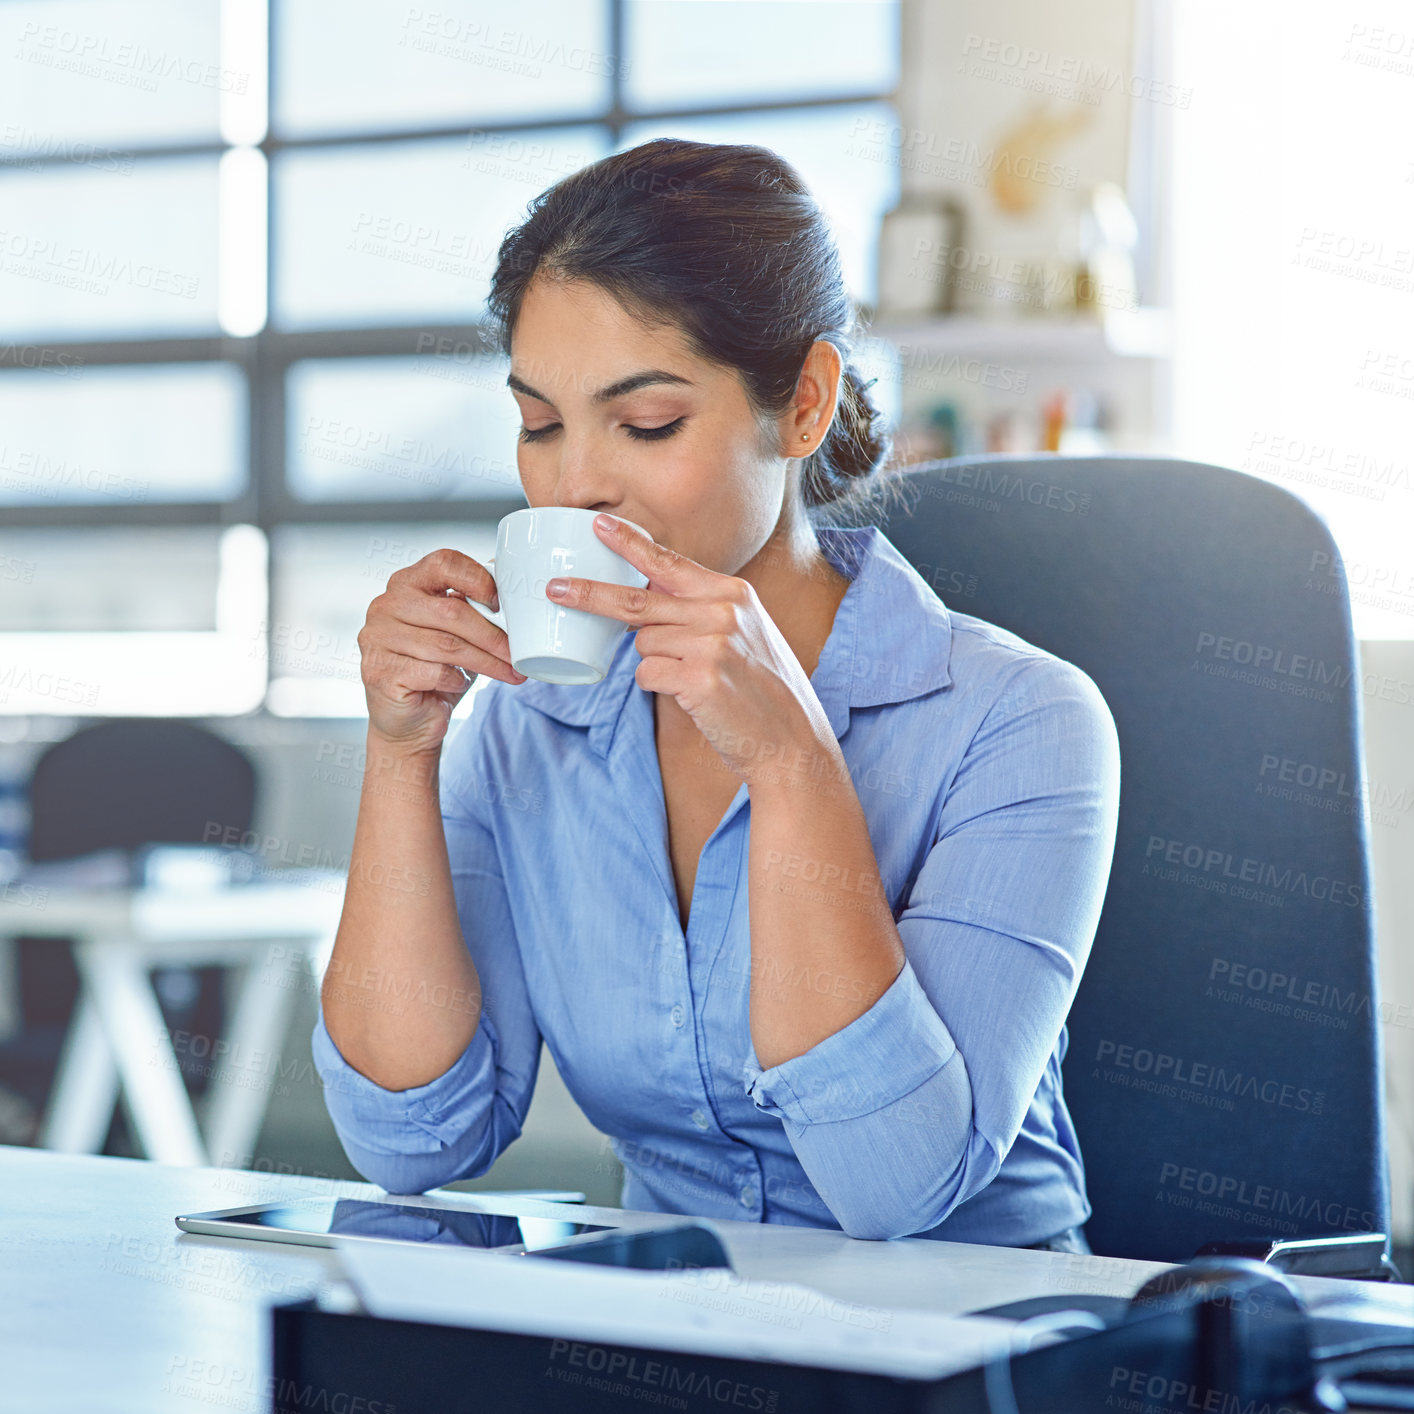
[551,442,620,511]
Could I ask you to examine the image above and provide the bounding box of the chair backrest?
[26,719,256,864]
[873,454,1389,1264]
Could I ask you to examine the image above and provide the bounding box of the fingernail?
[546,578,569,597]
[594,513,617,532]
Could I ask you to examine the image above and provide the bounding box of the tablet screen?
[214,1199,613,1251]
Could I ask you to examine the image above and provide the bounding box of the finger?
[384,580,512,649]
[394,547,499,610]
[374,621,526,685]
[627,625,687,661]
[593,515,705,593]
[368,649,472,701]
[546,576,684,626]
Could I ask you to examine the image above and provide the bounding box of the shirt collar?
[507,524,954,754]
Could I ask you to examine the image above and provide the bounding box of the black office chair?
[874,454,1391,1272]
[26,718,255,863]
[6,720,257,1141]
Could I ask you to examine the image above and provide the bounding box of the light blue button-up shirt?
[313,523,1121,1244]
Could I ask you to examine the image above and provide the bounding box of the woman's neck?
[740,527,851,679]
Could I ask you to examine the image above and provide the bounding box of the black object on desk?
[271,1254,1414,1413]
[525,1219,734,1272]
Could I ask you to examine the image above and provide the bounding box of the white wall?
[899,0,1413,1243]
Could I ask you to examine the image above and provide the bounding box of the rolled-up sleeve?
[312,699,543,1195]
[741,655,1120,1240]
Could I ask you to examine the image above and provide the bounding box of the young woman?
[315,138,1120,1252]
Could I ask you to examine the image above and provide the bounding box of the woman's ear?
[784,340,843,455]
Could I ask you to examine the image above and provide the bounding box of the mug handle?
[468,554,506,630]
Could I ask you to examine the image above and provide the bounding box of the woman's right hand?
[359,548,527,753]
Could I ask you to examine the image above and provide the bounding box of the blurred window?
[0,0,903,715]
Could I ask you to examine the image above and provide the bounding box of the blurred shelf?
[866,307,1172,360]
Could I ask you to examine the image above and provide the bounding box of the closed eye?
[518,417,687,444]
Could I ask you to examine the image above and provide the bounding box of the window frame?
[0,0,901,708]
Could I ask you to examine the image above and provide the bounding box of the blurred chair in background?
[25,719,256,865]
[0,719,276,1164]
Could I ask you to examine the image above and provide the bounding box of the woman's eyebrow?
[506,369,697,407]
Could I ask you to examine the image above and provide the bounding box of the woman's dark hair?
[486,137,906,525]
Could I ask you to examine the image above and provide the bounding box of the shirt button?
[690,1109,710,1130]
[670,1004,685,1028]
[739,1186,757,1208]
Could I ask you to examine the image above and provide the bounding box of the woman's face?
[507,275,814,578]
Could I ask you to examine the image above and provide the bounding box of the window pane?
[624,0,899,110]
[0,527,223,632]
[286,355,523,503]
[619,104,900,309]
[272,128,608,329]
[0,0,223,153]
[0,525,266,716]
[0,363,246,506]
[269,521,499,716]
[0,157,220,340]
[274,0,612,138]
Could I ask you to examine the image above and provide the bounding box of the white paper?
[334,1238,1023,1381]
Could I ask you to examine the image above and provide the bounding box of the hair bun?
[803,361,894,512]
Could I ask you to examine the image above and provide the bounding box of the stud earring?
[801,433,809,441]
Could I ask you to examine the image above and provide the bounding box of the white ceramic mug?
[473,507,651,685]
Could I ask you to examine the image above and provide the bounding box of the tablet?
[175,1197,619,1254]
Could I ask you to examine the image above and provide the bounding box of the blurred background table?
[0,872,341,1167]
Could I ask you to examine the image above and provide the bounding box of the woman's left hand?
[543,514,836,787]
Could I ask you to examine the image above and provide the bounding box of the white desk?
[3,1146,1412,1413]
[0,878,342,1166]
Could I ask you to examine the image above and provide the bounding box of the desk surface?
[4,1145,1412,1413]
